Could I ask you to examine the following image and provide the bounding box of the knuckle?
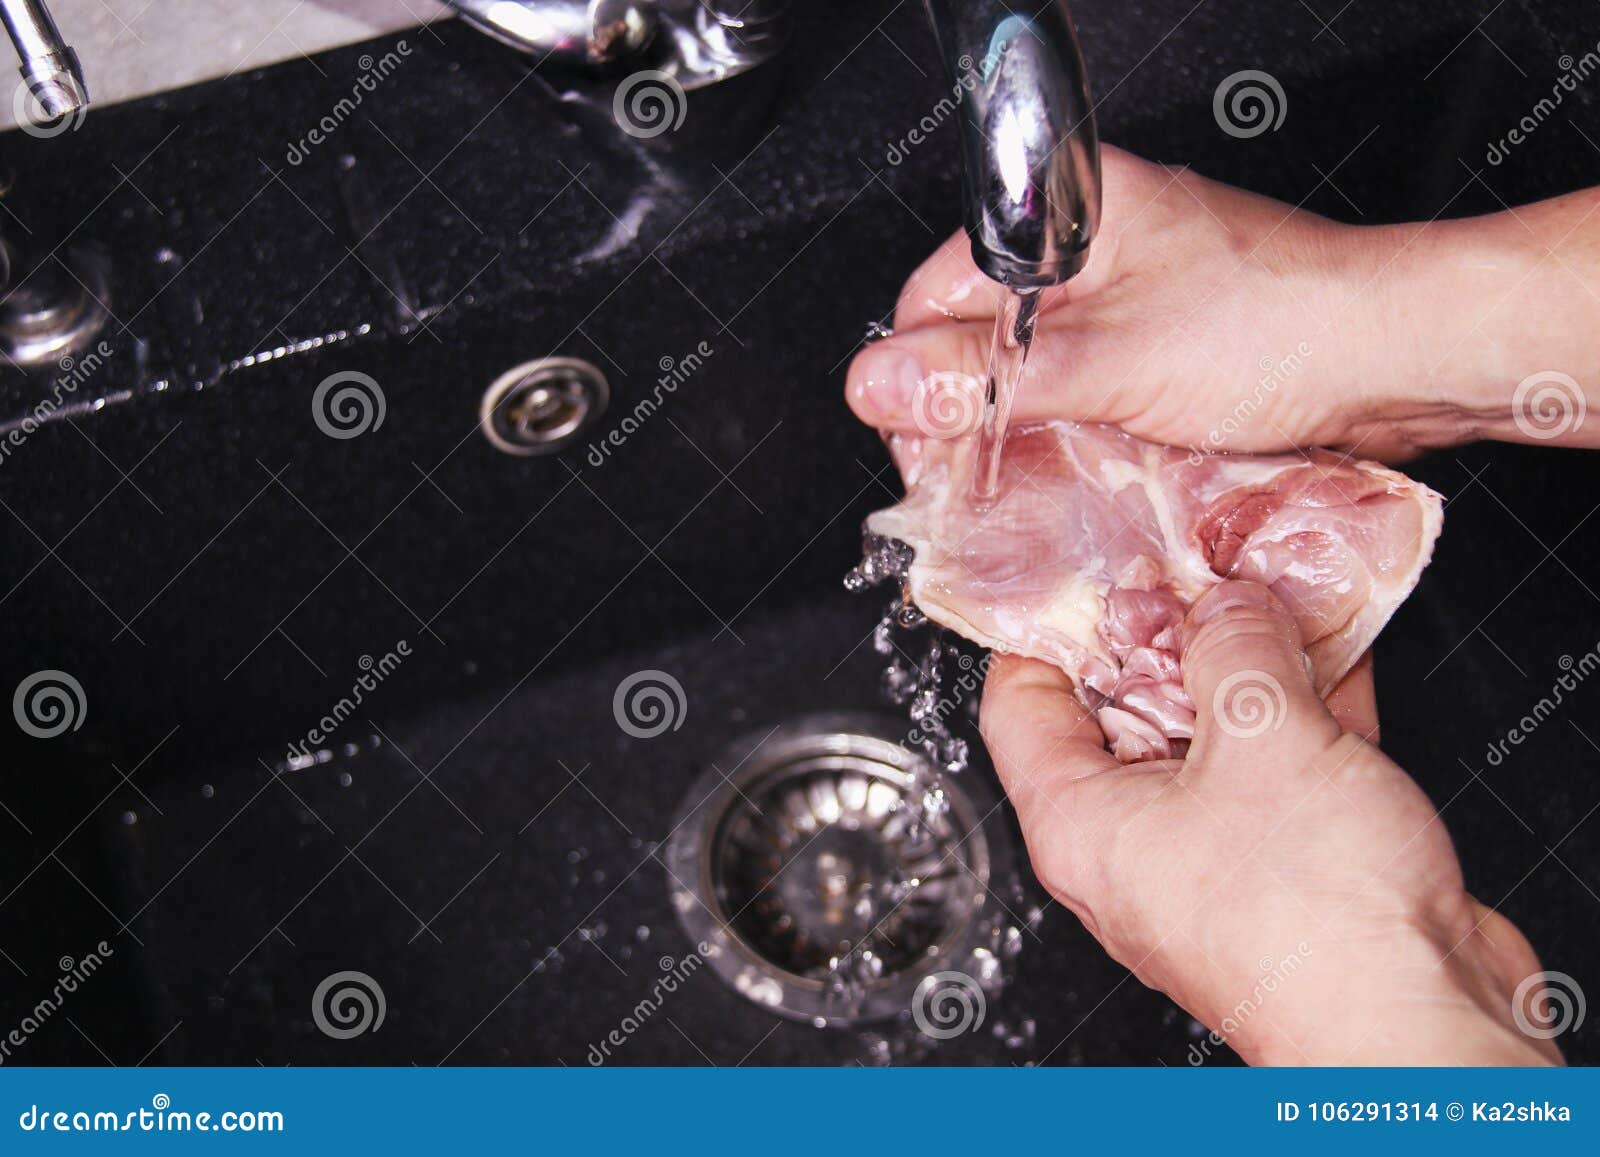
[1029,835,1081,902]
[955,322,993,378]
[976,693,1011,750]
[1187,607,1296,673]
[1027,811,1095,904]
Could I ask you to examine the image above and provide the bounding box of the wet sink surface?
[87,598,1096,1065]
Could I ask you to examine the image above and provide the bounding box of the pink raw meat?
[866,421,1444,762]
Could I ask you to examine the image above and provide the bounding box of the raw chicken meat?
[865,421,1444,762]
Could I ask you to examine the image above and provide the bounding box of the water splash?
[843,533,912,594]
[823,947,886,1017]
[846,534,974,777]
[835,535,1039,1059]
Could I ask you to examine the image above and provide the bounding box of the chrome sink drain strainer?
[666,713,1012,1027]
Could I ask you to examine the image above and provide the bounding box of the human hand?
[980,579,1559,1066]
[847,146,1600,460]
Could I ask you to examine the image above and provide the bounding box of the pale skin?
[845,146,1594,1065]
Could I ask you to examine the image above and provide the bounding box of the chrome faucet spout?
[923,0,1100,288]
[0,0,87,122]
[443,1,788,87]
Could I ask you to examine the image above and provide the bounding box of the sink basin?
[0,0,1596,1066]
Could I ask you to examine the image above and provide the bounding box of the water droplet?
[1000,925,1024,959]
[896,603,927,629]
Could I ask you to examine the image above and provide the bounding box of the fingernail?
[851,346,922,420]
[1190,581,1275,627]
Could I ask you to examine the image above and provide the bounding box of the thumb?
[845,313,1117,437]
[845,324,996,437]
[1180,581,1341,759]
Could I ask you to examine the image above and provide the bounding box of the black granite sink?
[0,1,1596,1065]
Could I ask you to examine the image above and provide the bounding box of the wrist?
[1243,977,1551,1067]
[1224,909,1559,1066]
[1262,217,1471,458]
[1347,206,1599,452]
[1317,219,1502,454]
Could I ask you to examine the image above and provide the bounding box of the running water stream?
[848,283,1043,771]
[973,286,1041,504]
